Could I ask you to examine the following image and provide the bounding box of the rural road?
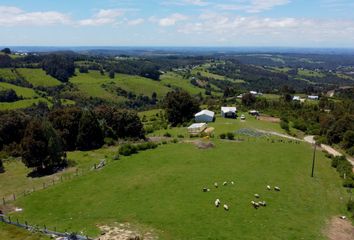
[304,136,354,166]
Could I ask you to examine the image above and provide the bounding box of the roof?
[221,107,237,113]
[188,123,207,129]
[195,110,215,117]
[293,96,301,100]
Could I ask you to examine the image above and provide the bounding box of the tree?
[163,90,200,126]
[109,70,115,79]
[94,105,145,139]
[48,107,82,151]
[76,110,104,150]
[0,111,29,150]
[0,54,12,68]
[79,66,89,73]
[0,89,19,102]
[1,48,11,54]
[42,54,75,82]
[242,93,256,107]
[21,119,66,173]
[0,158,3,173]
[342,130,354,149]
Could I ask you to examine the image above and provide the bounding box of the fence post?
[61,176,63,182]
[43,182,46,189]
[25,221,28,228]
[8,216,11,223]
[76,168,78,176]
[2,197,5,205]
[16,218,19,224]
[13,194,16,201]
[52,179,55,185]
[33,187,35,193]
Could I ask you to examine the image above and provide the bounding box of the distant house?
[308,95,319,100]
[250,91,262,96]
[221,107,237,118]
[187,123,207,135]
[293,96,301,101]
[195,110,215,123]
[249,110,260,116]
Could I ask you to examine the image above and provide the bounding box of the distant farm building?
[250,91,262,96]
[188,123,207,135]
[221,107,237,118]
[249,110,260,116]
[195,110,215,122]
[308,95,319,100]
[293,96,301,101]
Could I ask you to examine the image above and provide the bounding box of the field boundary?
[0,214,92,239]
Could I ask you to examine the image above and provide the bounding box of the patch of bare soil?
[148,137,170,143]
[96,224,157,240]
[325,217,354,240]
[257,116,281,123]
[190,140,215,149]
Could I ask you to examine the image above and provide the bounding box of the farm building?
[221,107,237,118]
[187,123,207,134]
[195,110,215,122]
[249,110,260,116]
[308,95,319,100]
[293,96,301,101]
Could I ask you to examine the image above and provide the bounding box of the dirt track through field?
[326,217,354,240]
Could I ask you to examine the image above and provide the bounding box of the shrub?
[177,134,184,138]
[347,146,354,157]
[162,141,167,145]
[163,132,172,137]
[220,133,226,139]
[119,144,138,156]
[280,120,289,132]
[171,138,178,143]
[347,199,354,216]
[113,154,120,160]
[227,132,235,140]
[104,137,115,146]
[137,142,158,151]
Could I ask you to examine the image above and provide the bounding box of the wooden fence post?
[2,197,5,205]
[43,183,46,189]
[13,194,16,201]
[8,216,11,223]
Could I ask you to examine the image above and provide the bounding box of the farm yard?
[3,133,349,239]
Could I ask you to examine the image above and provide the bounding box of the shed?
[308,95,319,100]
[221,107,237,118]
[249,110,260,116]
[188,123,207,134]
[195,110,215,122]
[293,96,301,101]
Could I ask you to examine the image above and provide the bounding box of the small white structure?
[221,107,237,118]
[250,91,262,96]
[249,110,259,116]
[240,114,246,120]
[187,123,207,135]
[293,96,301,101]
[308,95,319,100]
[195,110,215,123]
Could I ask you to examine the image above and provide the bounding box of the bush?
[280,120,289,132]
[136,142,158,151]
[104,137,115,146]
[227,132,235,140]
[171,138,178,143]
[347,146,354,157]
[220,133,226,139]
[119,144,138,156]
[163,132,172,137]
[347,199,354,216]
[177,134,184,138]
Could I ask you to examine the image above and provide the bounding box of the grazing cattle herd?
[204,182,281,211]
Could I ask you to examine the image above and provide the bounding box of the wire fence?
[1,160,107,206]
[0,213,92,239]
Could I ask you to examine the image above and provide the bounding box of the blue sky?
[1,0,354,47]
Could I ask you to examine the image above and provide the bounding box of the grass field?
[298,69,326,78]
[0,68,18,81]
[16,68,61,87]
[0,98,51,111]
[70,70,171,103]
[160,72,205,95]
[11,139,348,239]
[0,223,49,240]
[0,82,38,99]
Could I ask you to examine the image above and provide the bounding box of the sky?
[1,0,354,47]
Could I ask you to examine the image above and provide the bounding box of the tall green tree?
[163,90,200,126]
[76,110,104,150]
[0,158,4,173]
[42,54,75,82]
[21,119,66,173]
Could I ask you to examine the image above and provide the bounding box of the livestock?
[215,199,221,207]
[223,204,229,211]
[274,186,280,191]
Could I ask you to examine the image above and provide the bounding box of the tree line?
[0,105,144,174]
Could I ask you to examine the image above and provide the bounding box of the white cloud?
[78,9,124,26]
[158,13,188,27]
[184,0,210,6]
[217,0,290,13]
[0,6,71,26]
[127,18,144,26]
[162,0,210,6]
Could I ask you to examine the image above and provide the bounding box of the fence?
[0,214,92,239]
[1,160,108,206]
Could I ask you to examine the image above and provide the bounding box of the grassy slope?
[0,82,37,98]
[16,68,61,87]
[70,71,171,103]
[298,69,325,78]
[0,99,51,111]
[12,140,347,239]
[0,69,18,81]
[0,223,49,240]
[160,72,205,95]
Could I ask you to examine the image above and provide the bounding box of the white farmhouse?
[221,107,237,118]
[187,123,207,134]
[195,110,215,122]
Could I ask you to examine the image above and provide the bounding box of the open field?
[0,223,49,240]
[298,69,326,78]
[160,72,205,95]
[11,139,348,239]
[70,70,171,103]
[0,68,18,81]
[0,82,38,99]
[16,68,61,87]
[0,98,51,111]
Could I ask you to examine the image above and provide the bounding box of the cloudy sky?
[1,0,354,47]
